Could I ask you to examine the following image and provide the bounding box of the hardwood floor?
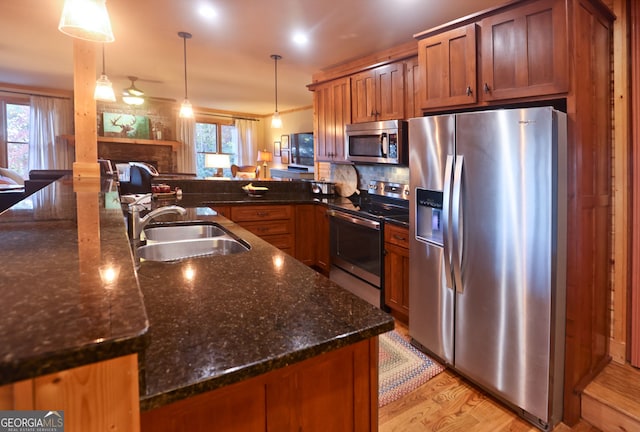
[379,323,600,432]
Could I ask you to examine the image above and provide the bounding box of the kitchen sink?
[137,237,249,262]
[143,221,227,243]
[137,220,250,262]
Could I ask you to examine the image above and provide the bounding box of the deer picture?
[110,115,137,137]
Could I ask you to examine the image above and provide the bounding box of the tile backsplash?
[328,163,409,190]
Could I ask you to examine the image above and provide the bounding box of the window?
[1,100,30,178]
[195,121,238,178]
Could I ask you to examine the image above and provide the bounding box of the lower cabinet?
[230,205,295,255]
[141,338,379,432]
[211,203,330,273]
[0,355,141,432]
[384,224,410,323]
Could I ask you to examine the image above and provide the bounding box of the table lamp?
[204,153,231,177]
[257,150,273,179]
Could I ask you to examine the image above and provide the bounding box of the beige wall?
[262,108,313,170]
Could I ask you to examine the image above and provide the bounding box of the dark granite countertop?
[0,176,148,385]
[0,176,394,412]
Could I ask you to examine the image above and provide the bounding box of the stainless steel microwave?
[345,120,407,165]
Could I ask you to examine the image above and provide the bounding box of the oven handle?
[327,209,381,230]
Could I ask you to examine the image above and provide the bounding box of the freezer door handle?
[452,155,464,292]
[442,155,454,289]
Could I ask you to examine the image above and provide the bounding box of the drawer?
[231,205,292,222]
[239,220,293,236]
[385,224,409,249]
[262,234,294,251]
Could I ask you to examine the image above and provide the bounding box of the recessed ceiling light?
[198,4,217,19]
[292,32,308,46]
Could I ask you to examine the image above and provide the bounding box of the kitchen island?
[0,175,394,431]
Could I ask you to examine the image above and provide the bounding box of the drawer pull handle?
[256,211,269,217]
[393,235,406,241]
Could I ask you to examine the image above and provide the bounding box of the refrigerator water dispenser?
[415,188,443,245]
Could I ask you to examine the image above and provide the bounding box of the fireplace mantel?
[62,135,179,173]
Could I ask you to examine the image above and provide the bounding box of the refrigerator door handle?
[452,155,464,292]
[442,155,454,289]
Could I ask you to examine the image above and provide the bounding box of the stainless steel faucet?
[129,200,187,239]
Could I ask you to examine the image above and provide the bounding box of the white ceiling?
[0,0,509,115]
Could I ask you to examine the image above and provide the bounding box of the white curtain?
[176,116,197,174]
[236,119,258,166]
[28,96,73,219]
[28,96,73,171]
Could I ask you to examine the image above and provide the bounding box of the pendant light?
[122,76,144,105]
[58,0,115,43]
[94,44,116,102]
[178,31,194,119]
[271,54,282,129]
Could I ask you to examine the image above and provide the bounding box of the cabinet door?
[314,78,350,162]
[384,242,410,320]
[480,0,568,101]
[376,62,405,121]
[404,56,422,119]
[315,204,330,275]
[351,70,377,123]
[295,204,316,266]
[417,23,477,109]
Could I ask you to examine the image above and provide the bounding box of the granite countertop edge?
[0,329,149,386]
[139,321,393,412]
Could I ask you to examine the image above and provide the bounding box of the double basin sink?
[137,221,250,262]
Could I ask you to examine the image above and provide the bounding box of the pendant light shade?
[179,31,194,119]
[271,54,282,129]
[58,0,115,43]
[94,44,116,102]
[122,76,144,105]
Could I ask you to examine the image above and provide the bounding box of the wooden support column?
[72,39,100,178]
[610,0,630,365]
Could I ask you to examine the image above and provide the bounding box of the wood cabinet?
[479,0,568,101]
[0,355,140,432]
[295,204,330,275]
[416,24,478,109]
[315,204,330,275]
[141,337,379,432]
[384,224,409,323]
[351,62,405,123]
[295,204,316,266]
[404,56,422,118]
[314,77,350,162]
[230,205,295,255]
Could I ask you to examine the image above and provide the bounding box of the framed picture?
[281,134,289,149]
[102,113,150,139]
[274,140,281,157]
[281,149,289,164]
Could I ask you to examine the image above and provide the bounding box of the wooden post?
[72,39,100,178]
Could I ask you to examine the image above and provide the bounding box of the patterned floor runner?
[378,330,445,407]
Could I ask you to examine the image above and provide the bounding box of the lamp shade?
[58,0,115,43]
[204,153,231,169]
[257,150,273,163]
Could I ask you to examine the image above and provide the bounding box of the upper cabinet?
[416,24,478,109]
[415,0,568,111]
[351,62,405,123]
[314,77,350,163]
[480,0,568,101]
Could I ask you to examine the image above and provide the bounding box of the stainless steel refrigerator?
[409,107,566,430]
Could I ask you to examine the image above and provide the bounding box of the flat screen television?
[289,132,314,168]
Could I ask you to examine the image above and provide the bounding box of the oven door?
[328,209,382,287]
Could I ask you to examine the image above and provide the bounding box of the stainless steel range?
[328,180,409,308]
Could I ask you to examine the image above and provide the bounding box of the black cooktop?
[347,181,409,222]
